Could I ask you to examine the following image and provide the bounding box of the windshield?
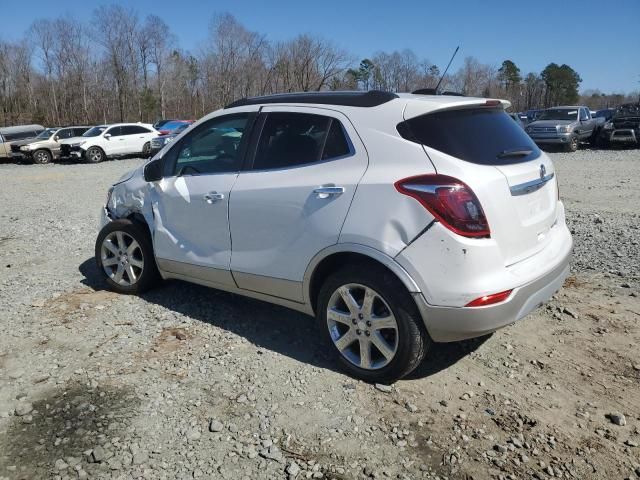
[173,124,189,134]
[36,128,58,139]
[537,109,578,121]
[83,126,107,137]
[398,107,541,165]
[595,110,613,119]
[163,121,189,130]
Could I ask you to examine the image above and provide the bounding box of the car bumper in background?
[608,129,638,144]
[528,133,572,144]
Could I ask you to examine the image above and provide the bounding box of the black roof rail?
[225,90,399,109]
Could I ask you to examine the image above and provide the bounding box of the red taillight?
[395,174,490,237]
[485,100,501,107]
[465,290,513,307]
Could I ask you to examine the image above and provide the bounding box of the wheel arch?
[125,211,152,240]
[304,244,420,315]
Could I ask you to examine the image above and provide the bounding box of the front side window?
[579,108,589,121]
[253,112,351,170]
[105,126,122,137]
[167,114,250,176]
[56,128,73,139]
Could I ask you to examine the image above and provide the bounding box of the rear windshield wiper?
[497,148,533,159]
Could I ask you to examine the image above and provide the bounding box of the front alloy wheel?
[32,149,52,164]
[327,284,399,370]
[95,219,160,294]
[100,231,144,287]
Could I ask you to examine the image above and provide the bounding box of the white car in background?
[60,123,158,163]
[95,91,572,383]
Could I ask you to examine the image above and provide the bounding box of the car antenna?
[434,46,460,94]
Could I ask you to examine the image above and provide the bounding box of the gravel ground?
[0,149,638,480]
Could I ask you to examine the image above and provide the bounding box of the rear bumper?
[413,247,570,342]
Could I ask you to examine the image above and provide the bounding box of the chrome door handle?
[313,186,345,199]
[203,192,225,204]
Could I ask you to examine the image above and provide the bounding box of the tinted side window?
[8,131,36,140]
[57,129,73,139]
[253,113,333,170]
[579,108,589,120]
[398,108,541,165]
[122,125,151,135]
[322,120,351,160]
[105,126,122,137]
[73,127,89,136]
[167,114,249,176]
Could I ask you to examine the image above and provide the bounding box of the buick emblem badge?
[540,164,546,179]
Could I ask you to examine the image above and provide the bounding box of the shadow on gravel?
[79,258,484,381]
[0,382,137,478]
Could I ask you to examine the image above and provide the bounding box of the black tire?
[565,136,579,152]
[85,146,105,163]
[142,142,151,158]
[317,264,430,383]
[32,149,52,164]
[95,219,160,294]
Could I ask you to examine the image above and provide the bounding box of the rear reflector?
[395,174,490,237]
[465,290,513,307]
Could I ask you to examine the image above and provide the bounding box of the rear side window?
[397,108,541,165]
[73,127,89,136]
[122,125,151,135]
[253,113,351,170]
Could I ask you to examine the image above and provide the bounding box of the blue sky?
[3,0,639,93]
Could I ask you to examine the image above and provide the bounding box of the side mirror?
[54,135,60,142]
[104,133,111,139]
[144,158,163,182]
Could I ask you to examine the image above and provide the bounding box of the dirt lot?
[0,149,638,480]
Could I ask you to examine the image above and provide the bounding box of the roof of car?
[224,90,512,112]
[225,90,399,109]
[0,124,45,134]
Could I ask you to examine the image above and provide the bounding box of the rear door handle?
[203,191,225,204]
[313,186,345,199]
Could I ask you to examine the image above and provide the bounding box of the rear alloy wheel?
[85,146,105,163]
[566,136,579,152]
[95,219,160,294]
[318,265,429,383]
[32,149,52,164]
[327,284,399,370]
[142,142,151,158]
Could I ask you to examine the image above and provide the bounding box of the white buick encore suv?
[95,91,572,383]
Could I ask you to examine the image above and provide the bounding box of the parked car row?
[520,103,639,152]
[0,120,193,164]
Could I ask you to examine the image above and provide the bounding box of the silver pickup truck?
[525,106,597,152]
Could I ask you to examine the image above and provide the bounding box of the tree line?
[1,6,637,127]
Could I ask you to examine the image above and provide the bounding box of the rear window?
[397,107,541,165]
